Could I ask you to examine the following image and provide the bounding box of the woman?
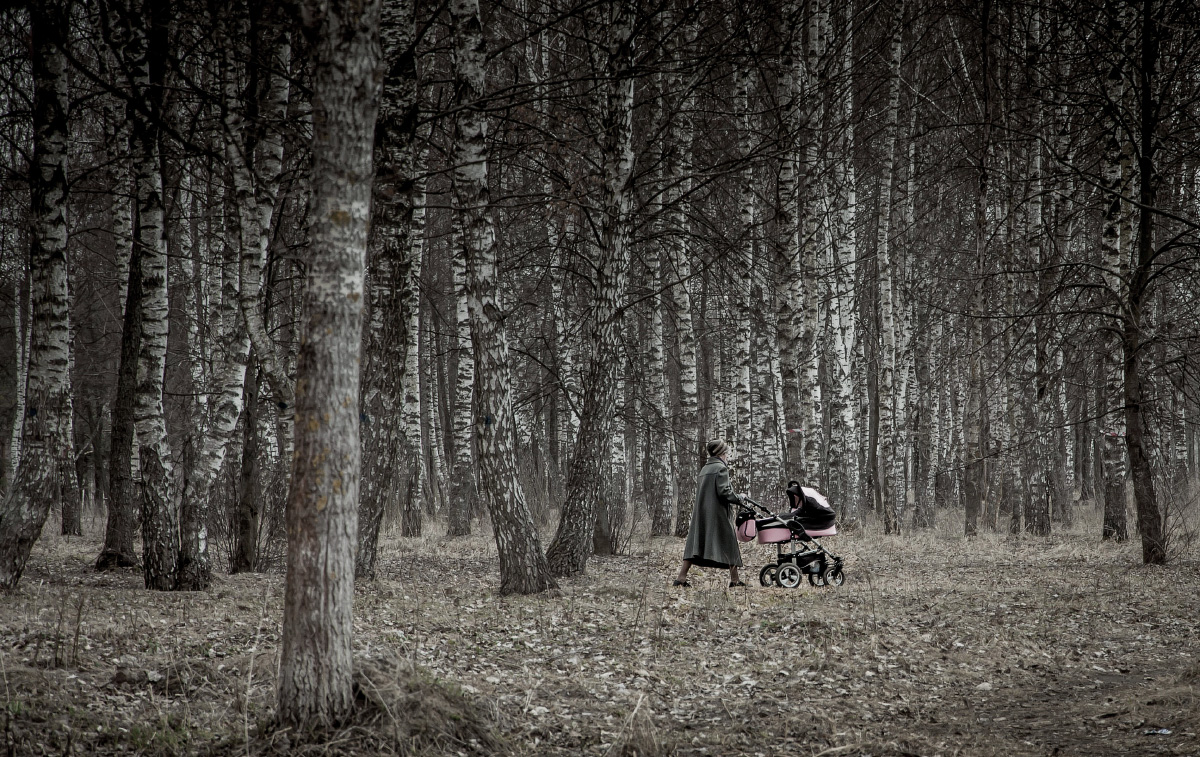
[674,439,745,587]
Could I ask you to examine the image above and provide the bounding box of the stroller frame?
[741,497,845,588]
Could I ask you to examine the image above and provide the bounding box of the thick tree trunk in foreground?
[277,0,380,729]
[546,0,635,577]
[451,0,556,594]
[0,0,77,590]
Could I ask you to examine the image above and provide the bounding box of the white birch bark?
[875,0,903,534]
[7,274,29,489]
[112,0,177,590]
[668,21,702,537]
[647,239,674,535]
[447,215,477,537]
[546,0,635,576]
[401,139,430,537]
[776,0,805,475]
[734,65,755,459]
[1099,3,1130,541]
[422,299,447,511]
[551,244,579,458]
[358,0,423,574]
[830,0,859,515]
[798,0,827,486]
[0,0,77,589]
[222,20,295,458]
[451,0,556,593]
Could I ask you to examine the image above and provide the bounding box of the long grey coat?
[683,457,744,568]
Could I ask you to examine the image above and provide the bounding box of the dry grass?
[2,504,1198,756]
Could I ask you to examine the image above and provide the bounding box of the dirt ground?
[2,508,1197,757]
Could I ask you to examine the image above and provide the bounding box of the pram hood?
[783,483,837,534]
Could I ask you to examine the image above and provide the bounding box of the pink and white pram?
[736,481,845,588]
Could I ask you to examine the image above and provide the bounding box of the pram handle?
[738,496,779,517]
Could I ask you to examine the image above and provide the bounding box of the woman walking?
[674,439,745,587]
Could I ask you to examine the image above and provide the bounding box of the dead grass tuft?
[206,657,503,756]
[351,656,504,755]
[607,695,671,757]
[1178,660,1200,685]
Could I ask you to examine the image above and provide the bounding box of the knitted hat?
[707,439,729,458]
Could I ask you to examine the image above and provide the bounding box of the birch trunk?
[734,65,755,459]
[447,215,477,537]
[99,221,141,571]
[451,0,556,594]
[776,1,805,477]
[1125,0,1165,564]
[963,0,991,537]
[1025,9,1052,537]
[117,0,177,591]
[0,0,77,590]
[668,21,701,537]
[831,1,859,517]
[648,243,674,535]
[177,172,252,589]
[277,0,380,728]
[876,0,903,534]
[231,363,261,573]
[799,0,826,486]
[546,0,635,577]
[401,145,429,538]
[224,19,295,460]
[1100,3,1129,542]
[6,274,29,494]
[421,298,447,513]
[358,0,420,578]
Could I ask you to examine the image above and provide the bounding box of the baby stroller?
[736,481,845,589]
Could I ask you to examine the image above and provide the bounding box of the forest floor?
[2,507,1198,757]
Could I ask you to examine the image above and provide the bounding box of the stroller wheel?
[777,563,802,588]
[807,571,826,587]
[822,564,844,586]
[759,564,778,587]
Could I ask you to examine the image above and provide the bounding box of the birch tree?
[358,0,420,579]
[450,0,557,594]
[96,95,139,571]
[1099,0,1130,542]
[277,0,380,728]
[546,0,635,577]
[0,0,77,591]
[667,16,702,538]
[112,0,177,591]
[875,0,903,534]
